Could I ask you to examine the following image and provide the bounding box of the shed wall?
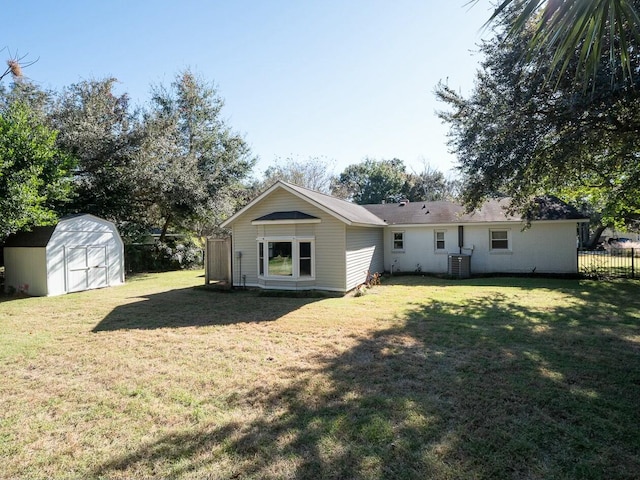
[47,228,124,296]
[4,247,48,296]
[4,215,124,297]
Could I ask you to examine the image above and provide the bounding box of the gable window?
[257,237,314,279]
[435,230,446,251]
[490,229,510,250]
[392,231,405,251]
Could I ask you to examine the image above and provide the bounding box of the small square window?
[393,232,404,250]
[435,231,445,250]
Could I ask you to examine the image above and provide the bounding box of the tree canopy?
[0,100,74,239]
[257,156,334,194]
[437,4,640,230]
[331,158,458,204]
[145,70,255,239]
[52,78,146,235]
[0,68,255,243]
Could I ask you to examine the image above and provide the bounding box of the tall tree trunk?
[159,215,171,243]
[585,224,607,249]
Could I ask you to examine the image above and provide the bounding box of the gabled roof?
[363,196,588,225]
[221,182,588,229]
[221,181,386,228]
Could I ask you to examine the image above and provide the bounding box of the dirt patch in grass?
[1,271,639,479]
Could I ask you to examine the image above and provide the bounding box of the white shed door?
[66,246,108,292]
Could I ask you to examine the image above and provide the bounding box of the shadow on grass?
[93,278,640,479]
[92,286,329,331]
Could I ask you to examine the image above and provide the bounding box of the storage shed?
[3,214,124,296]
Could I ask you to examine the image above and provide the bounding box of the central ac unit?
[448,254,471,279]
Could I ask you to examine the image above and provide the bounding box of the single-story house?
[220,181,589,292]
[3,214,125,296]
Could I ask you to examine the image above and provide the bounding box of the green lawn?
[1,271,639,479]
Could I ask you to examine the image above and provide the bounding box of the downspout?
[458,225,464,254]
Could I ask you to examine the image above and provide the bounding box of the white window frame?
[490,229,511,252]
[257,236,315,280]
[434,230,446,252]
[392,231,405,252]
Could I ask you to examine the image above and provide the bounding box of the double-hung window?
[490,229,510,251]
[435,230,446,251]
[392,231,405,251]
[257,237,315,279]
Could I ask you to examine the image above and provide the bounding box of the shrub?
[125,239,203,273]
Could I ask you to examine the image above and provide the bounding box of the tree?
[436,8,640,232]
[51,78,147,236]
[0,100,74,239]
[255,156,334,193]
[145,70,255,240]
[331,158,408,204]
[475,0,640,87]
[403,163,461,202]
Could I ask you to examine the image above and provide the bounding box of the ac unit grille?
[448,254,471,278]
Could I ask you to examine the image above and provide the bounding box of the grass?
[1,271,639,479]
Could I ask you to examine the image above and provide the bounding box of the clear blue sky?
[6,1,493,179]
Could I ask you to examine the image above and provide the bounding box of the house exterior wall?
[229,189,348,291]
[345,226,384,290]
[4,247,48,296]
[463,221,578,274]
[383,226,452,274]
[383,221,579,275]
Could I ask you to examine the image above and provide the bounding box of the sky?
[6,1,494,180]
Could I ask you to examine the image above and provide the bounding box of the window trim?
[489,229,511,252]
[392,231,405,252]
[257,236,315,280]
[434,230,446,252]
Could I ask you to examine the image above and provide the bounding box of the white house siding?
[4,247,48,296]
[382,226,454,274]
[229,189,348,291]
[461,222,579,274]
[345,226,384,290]
[381,221,579,275]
